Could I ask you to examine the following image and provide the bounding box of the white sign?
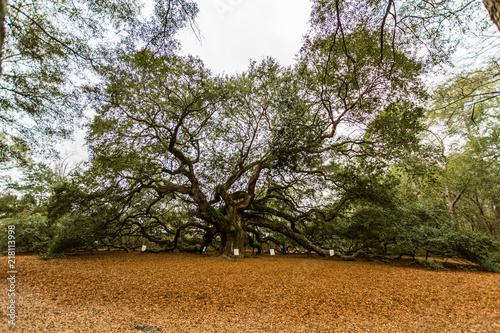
[141,245,147,252]
[329,249,334,256]
[270,249,275,256]
[233,249,239,256]
[202,246,206,252]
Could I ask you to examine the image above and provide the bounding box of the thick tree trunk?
[200,229,215,252]
[484,0,500,32]
[247,234,262,254]
[218,211,248,257]
[220,227,247,257]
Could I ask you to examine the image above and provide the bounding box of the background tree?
[428,63,500,234]
[1,0,497,271]
[0,161,59,253]
[0,0,197,169]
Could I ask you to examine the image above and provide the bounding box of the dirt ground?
[0,251,499,332]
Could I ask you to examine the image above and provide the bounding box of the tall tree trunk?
[471,195,490,233]
[445,186,464,227]
[0,0,6,76]
[484,0,500,32]
[493,198,500,235]
[493,197,500,221]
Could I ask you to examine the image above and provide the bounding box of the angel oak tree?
[86,24,426,257]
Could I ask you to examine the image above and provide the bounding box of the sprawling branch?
[246,214,328,256]
[8,3,88,61]
[246,226,285,251]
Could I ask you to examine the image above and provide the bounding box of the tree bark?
[493,197,500,221]
[219,228,247,257]
[218,209,248,257]
[0,0,6,75]
[247,234,262,254]
[484,0,500,32]
[340,249,371,261]
[445,186,464,227]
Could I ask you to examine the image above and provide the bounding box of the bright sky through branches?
[177,0,312,75]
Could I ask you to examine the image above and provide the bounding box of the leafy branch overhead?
[0,0,197,167]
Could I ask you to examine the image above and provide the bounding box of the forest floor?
[0,251,499,332]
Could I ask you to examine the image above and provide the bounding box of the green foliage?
[46,215,101,254]
[426,67,500,234]
[1,0,198,166]
[0,133,29,168]
[364,102,426,157]
[314,163,500,270]
[266,64,322,171]
[0,192,33,219]
[479,252,500,273]
[0,213,51,254]
[9,162,59,204]
[47,180,83,222]
[432,62,500,137]
[309,0,487,65]
[419,259,447,271]
[0,160,107,255]
[428,228,499,263]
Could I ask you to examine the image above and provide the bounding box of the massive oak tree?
[86,18,426,256]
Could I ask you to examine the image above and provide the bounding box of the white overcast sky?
[177,0,312,75]
[58,0,312,161]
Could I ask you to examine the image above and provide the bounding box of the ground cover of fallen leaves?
[0,251,499,332]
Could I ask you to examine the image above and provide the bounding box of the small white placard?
[329,249,334,256]
[234,249,239,256]
[270,249,275,256]
[202,246,206,252]
[141,245,147,252]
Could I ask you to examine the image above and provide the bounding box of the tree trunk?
[200,229,215,252]
[493,197,500,221]
[484,0,500,32]
[247,233,262,254]
[0,0,6,76]
[493,198,500,235]
[218,211,247,257]
[445,186,463,227]
[471,196,489,233]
